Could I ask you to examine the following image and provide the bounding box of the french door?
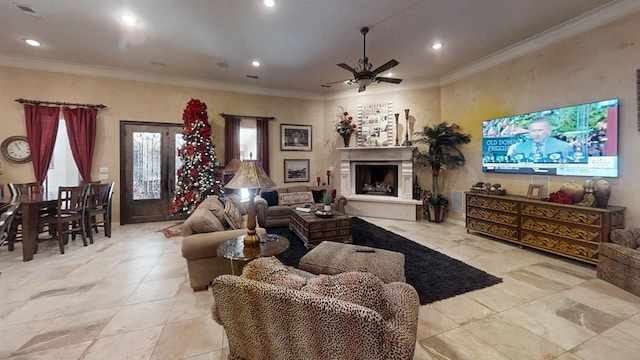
[120,121,185,224]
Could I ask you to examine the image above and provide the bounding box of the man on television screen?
[513,116,572,162]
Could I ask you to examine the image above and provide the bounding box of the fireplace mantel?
[338,146,421,221]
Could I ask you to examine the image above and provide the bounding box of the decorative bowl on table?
[314,210,334,218]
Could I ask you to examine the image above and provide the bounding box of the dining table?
[2,192,58,261]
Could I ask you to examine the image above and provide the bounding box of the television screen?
[481,98,619,177]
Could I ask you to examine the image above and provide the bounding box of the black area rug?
[271,217,502,305]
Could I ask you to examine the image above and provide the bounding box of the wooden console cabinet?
[465,192,625,264]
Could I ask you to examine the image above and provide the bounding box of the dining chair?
[0,200,20,250]
[6,182,50,251]
[85,182,114,243]
[0,200,20,276]
[8,182,43,196]
[39,185,90,254]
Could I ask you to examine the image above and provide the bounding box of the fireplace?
[355,164,398,197]
[338,146,420,221]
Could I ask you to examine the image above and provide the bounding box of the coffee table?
[289,209,352,249]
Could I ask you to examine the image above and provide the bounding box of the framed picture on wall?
[281,124,312,151]
[284,159,310,183]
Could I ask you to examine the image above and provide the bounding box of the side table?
[217,234,290,273]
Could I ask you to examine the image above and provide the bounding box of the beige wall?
[1,10,638,225]
[439,11,640,224]
[0,67,324,222]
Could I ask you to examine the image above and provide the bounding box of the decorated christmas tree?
[169,99,223,216]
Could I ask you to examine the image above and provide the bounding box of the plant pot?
[425,204,446,223]
[324,205,332,212]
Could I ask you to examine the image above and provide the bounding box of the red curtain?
[256,118,270,175]
[24,105,60,185]
[224,115,241,163]
[62,107,97,181]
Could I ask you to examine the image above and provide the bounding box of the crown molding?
[439,0,640,85]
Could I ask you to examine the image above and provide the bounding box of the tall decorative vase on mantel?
[342,133,351,147]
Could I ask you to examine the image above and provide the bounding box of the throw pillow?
[200,195,227,226]
[278,191,314,206]
[311,189,327,203]
[224,193,248,215]
[242,257,309,290]
[223,199,242,229]
[301,271,391,319]
[610,228,640,249]
[261,190,278,206]
[183,207,225,233]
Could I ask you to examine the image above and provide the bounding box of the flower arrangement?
[336,107,357,136]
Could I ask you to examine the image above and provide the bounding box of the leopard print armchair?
[597,228,640,297]
[211,257,419,360]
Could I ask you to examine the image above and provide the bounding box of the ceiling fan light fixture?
[358,78,373,87]
[328,27,402,92]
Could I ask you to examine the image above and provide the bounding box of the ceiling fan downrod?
[360,27,370,71]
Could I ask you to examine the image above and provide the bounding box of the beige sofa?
[181,195,266,291]
[211,257,419,360]
[254,185,348,228]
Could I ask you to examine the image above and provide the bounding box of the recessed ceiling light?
[264,0,276,7]
[120,14,137,26]
[24,38,41,47]
[432,42,443,50]
[251,60,261,67]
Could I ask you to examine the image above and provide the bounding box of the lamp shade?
[225,160,276,190]
[222,158,242,175]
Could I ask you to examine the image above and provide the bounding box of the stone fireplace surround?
[339,146,421,221]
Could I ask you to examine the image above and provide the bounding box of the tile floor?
[1,217,639,359]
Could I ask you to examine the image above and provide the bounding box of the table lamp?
[225,160,276,247]
[222,158,242,185]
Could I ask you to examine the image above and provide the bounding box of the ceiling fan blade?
[375,77,403,84]
[371,59,399,75]
[337,63,357,74]
[358,84,366,92]
[324,78,351,85]
[321,78,352,87]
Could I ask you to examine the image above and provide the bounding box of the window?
[45,118,80,197]
[238,119,257,201]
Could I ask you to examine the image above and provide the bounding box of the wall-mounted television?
[481,98,619,177]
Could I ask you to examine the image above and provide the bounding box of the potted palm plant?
[413,122,471,223]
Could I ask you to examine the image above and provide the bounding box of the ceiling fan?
[323,26,403,92]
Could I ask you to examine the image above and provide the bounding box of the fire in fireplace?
[355,164,398,197]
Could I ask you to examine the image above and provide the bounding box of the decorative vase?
[585,177,611,208]
[342,133,351,147]
[559,182,584,204]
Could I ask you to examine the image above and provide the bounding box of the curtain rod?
[14,98,107,109]
[219,113,274,120]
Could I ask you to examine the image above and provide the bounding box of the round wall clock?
[1,136,32,163]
